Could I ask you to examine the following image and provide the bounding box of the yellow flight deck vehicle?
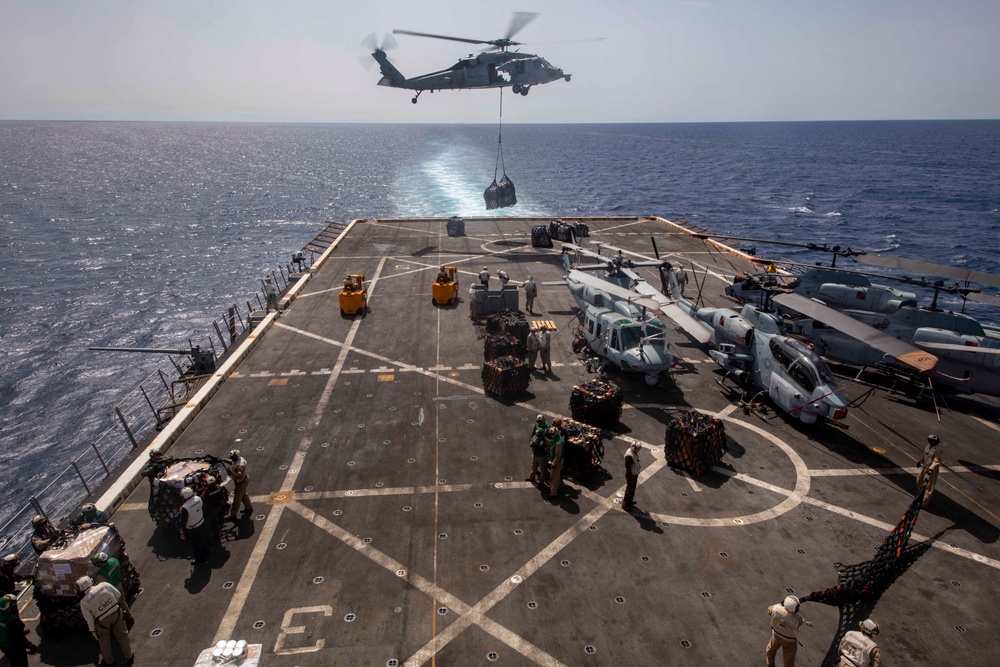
[432,266,459,305]
[339,274,368,316]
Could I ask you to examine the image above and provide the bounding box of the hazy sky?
[2,0,998,123]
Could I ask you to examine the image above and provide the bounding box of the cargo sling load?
[485,90,517,210]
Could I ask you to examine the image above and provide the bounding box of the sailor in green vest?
[0,593,36,667]
[92,552,135,626]
[525,415,550,485]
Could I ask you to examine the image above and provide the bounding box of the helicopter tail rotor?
[360,33,397,70]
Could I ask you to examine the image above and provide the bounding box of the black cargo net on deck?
[485,89,517,210]
[802,484,933,665]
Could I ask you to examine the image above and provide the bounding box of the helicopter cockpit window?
[610,330,621,351]
[785,338,837,384]
[587,318,595,335]
[787,360,817,393]
[768,338,793,370]
[619,325,643,350]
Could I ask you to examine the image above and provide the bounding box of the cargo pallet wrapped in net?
[531,225,553,248]
[664,409,727,476]
[33,524,140,635]
[569,379,624,428]
[485,310,528,358]
[548,219,577,242]
[560,418,606,479]
[148,457,230,531]
[446,216,465,237]
[481,356,531,398]
[484,333,517,361]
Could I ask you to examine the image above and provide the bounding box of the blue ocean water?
[1,120,999,528]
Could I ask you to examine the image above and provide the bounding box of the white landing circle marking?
[644,411,810,527]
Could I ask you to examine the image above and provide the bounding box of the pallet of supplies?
[481,356,531,397]
[531,226,553,248]
[569,379,624,428]
[33,524,139,635]
[446,216,465,237]
[484,333,517,361]
[148,457,230,531]
[486,310,528,358]
[664,409,727,476]
[560,418,606,479]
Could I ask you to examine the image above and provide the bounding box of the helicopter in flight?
[365,12,581,104]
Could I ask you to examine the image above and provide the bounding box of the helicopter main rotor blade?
[857,254,1000,289]
[772,293,938,373]
[505,11,538,41]
[966,291,1000,307]
[393,29,489,46]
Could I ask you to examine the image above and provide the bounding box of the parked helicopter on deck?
[365,13,586,104]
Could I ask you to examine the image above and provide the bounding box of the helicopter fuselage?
[372,48,569,100]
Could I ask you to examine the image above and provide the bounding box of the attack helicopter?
[577,239,855,424]
[698,234,1000,398]
[365,13,583,104]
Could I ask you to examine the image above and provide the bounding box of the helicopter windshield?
[776,337,837,388]
[619,325,644,350]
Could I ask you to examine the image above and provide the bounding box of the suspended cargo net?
[484,89,517,210]
[664,409,728,476]
[569,379,624,428]
[481,356,531,397]
[560,418,606,479]
[531,225,553,248]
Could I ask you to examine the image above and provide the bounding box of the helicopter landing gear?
[519,86,529,96]
[411,91,422,104]
[512,84,522,94]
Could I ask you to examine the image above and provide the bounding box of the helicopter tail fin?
[372,50,406,87]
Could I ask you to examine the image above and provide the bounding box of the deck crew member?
[675,265,688,295]
[264,276,279,312]
[523,275,537,313]
[546,426,565,500]
[916,434,943,507]
[78,575,134,667]
[72,503,109,528]
[180,487,211,565]
[226,449,253,520]
[91,553,134,626]
[496,269,510,286]
[622,441,641,512]
[526,329,541,370]
[526,415,550,485]
[30,515,60,555]
[0,593,37,667]
[0,556,26,597]
[538,327,553,372]
[765,595,812,667]
[436,266,450,283]
[839,618,882,667]
[479,267,490,287]
[202,475,228,543]
[140,448,172,481]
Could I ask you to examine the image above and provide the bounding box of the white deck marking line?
[285,501,567,667]
[972,415,1000,432]
[800,495,1000,571]
[681,472,703,492]
[213,257,389,644]
[717,403,740,418]
[809,464,1000,477]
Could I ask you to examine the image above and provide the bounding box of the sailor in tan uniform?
[78,575,133,666]
[916,434,943,507]
[765,595,812,667]
[839,618,882,667]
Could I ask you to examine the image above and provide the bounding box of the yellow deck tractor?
[339,274,368,316]
[432,266,459,305]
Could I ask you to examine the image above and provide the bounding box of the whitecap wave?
[790,206,814,214]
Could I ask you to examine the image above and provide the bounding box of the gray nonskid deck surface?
[25,217,1000,666]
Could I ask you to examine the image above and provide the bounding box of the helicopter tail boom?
[372,49,406,87]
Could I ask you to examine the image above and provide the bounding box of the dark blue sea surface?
[1,120,999,528]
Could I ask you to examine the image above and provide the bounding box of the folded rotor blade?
[858,254,1000,289]
[772,293,937,373]
[966,291,1000,307]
